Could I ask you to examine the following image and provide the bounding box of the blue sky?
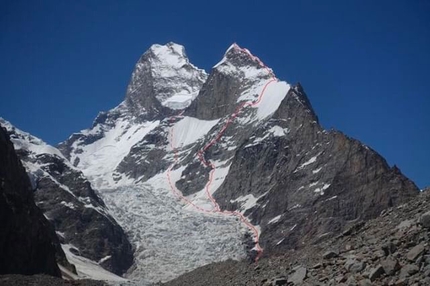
[1,0,429,188]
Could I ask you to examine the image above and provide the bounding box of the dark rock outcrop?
[0,127,64,277]
[1,120,133,276]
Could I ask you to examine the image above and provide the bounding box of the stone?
[346,275,357,285]
[350,261,366,273]
[374,250,386,259]
[395,278,407,286]
[399,264,419,278]
[336,275,347,283]
[369,265,385,281]
[406,244,425,262]
[288,266,307,285]
[312,263,323,269]
[381,257,400,276]
[396,220,414,230]
[420,211,430,228]
[345,258,366,273]
[382,242,397,256]
[274,277,288,285]
[323,251,339,259]
[359,279,372,286]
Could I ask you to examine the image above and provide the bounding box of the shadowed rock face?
[0,127,64,277]
[32,157,134,275]
[2,120,133,276]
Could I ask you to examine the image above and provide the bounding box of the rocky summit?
[0,42,423,284]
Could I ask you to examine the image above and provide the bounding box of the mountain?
[56,42,419,283]
[0,125,66,277]
[0,118,132,280]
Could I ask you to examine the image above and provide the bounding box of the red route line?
[166,43,278,262]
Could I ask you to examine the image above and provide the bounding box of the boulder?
[406,244,425,262]
[380,257,400,276]
[323,251,339,259]
[369,265,385,281]
[399,264,419,278]
[288,267,307,285]
[420,211,430,228]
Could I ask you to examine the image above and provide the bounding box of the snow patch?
[61,244,128,282]
[244,125,288,148]
[172,117,219,148]
[276,238,285,246]
[299,156,318,169]
[309,181,319,187]
[230,191,268,214]
[60,201,76,210]
[268,214,282,224]
[254,81,290,120]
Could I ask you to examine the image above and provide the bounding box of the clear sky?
[1,0,429,188]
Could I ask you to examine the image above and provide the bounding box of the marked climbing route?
[167,43,279,262]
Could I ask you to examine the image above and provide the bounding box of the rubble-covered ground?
[0,275,105,286]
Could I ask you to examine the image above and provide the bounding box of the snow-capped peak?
[213,43,274,81]
[148,42,189,69]
[125,42,207,113]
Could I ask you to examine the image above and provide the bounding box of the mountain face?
[1,42,419,283]
[0,119,133,277]
[0,126,65,277]
[213,84,419,256]
[54,42,419,283]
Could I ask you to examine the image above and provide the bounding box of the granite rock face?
[0,126,64,277]
[1,119,133,276]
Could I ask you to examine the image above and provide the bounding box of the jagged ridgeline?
[1,42,420,284]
